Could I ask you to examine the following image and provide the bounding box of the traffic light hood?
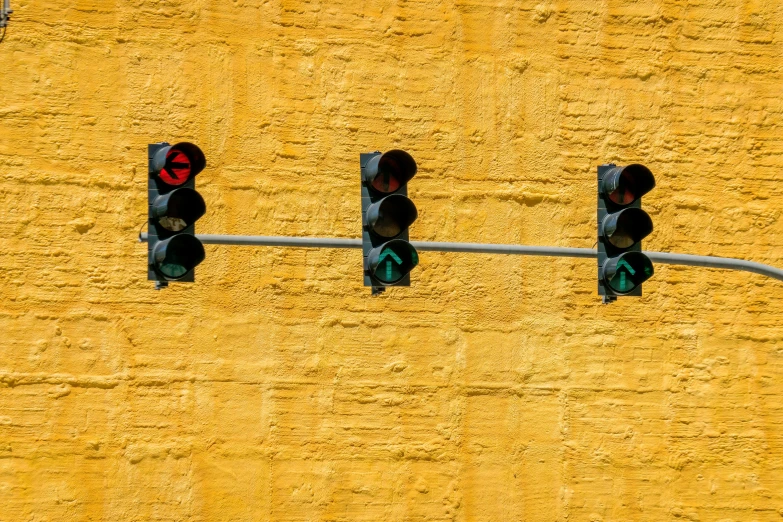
[152,234,206,281]
[601,251,654,295]
[601,207,653,249]
[151,142,207,187]
[366,239,419,286]
[152,187,206,232]
[600,164,655,206]
[363,149,417,194]
[366,194,418,239]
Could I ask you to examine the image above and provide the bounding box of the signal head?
[147,142,208,286]
[596,162,657,301]
[151,142,206,187]
[600,164,655,206]
[363,149,417,194]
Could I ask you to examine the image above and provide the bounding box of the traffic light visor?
[366,194,418,239]
[602,252,654,294]
[152,188,206,232]
[152,142,206,187]
[602,207,653,249]
[153,234,206,280]
[601,164,655,206]
[364,150,417,194]
[367,239,419,285]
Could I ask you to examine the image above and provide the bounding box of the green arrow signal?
[616,258,636,275]
[613,258,638,293]
[378,249,402,264]
[379,249,402,281]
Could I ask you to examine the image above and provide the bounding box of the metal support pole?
[0,0,12,29]
[138,233,783,283]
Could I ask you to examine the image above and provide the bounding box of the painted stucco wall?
[2,0,783,520]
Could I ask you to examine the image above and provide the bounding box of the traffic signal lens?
[602,207,653,249]
[153,142,207,187]
[366,150,417,195]
[372,167,401,193]
[367,194,418,239]
[152,188,206,232]
[603,164,655,206]
[153,234,206,280]
[603,252,654,294]
[158,149,192,186]
[368,239,419,285]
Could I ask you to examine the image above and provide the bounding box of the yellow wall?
[2,0,783,520]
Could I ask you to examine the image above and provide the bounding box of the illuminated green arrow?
[616,258,636,292]
[616,258,636,275]
[379,249,403,281]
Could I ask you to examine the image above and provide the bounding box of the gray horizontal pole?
[200,234,360,249]
[644,251,783,282]
[411,241,596,258]
[138,233,783,283]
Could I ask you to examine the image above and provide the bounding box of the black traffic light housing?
[597,163,656,303]
[148,142,207,288]
[361,150,419,294]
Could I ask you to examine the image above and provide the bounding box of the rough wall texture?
[1,0,783,520]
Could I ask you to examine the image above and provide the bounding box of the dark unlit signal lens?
[601,207,653,249]
[152,188,206,232]
[601,164,655,206]
[153,234,205,280]
[366,194,418,239]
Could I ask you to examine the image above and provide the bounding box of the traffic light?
[361,150,419,293]
[597,163,656,302]
[147,142,207,288]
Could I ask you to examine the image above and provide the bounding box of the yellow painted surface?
[2,0,783,520]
